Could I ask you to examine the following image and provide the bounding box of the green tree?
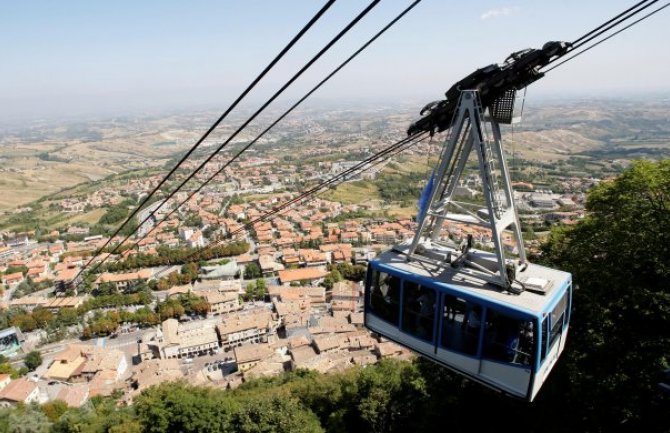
[540,160,670,430]
[244,262,261,280]
[156,298,186,321]
[6,404,51,433]
[330,262,367,282]
[243,279,267,302]
[255,278,267,299]
[135,382,239,433]
[9,313,37,332]
[54,308,80,327]
[321,269,342,291]
[100,205,130,225]
[41,399,69,422]
[232,394,323,433]
[31,308,52,329]
[180,262,199,281]
[24,351,43,371]
[4,265,28,276]
[0,362,22,379]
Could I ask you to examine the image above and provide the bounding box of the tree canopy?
[537,159,670,428]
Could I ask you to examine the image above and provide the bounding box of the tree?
[156,298,189,320]
[321,269,343,291]
[255,278,267,299]
[10,313,37,332]
[539,160,670,430]
[31,307,53,329]
[55,308,79,327]
[135,382,239,433]
[244,263,261,280]
[244,283,256,302]
[100,206,129,225]
[96,282,117,296]
[6,405,51,433]
[0,361,22,379]
[181,262,199,280]
[231,394,323,433]
[243,279,267,302]
[330,262,367,282]
[41,399,68,422]
[24,350,43,371]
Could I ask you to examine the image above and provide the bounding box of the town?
[0,104,633,408]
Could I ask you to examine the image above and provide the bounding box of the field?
[321,180,380,204]
[0,158,114,210]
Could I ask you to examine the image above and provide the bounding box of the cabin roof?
[373,247,570,315]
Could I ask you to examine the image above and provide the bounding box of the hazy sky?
[2,0,668,121]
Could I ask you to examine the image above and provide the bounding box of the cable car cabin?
[364,247,572,401]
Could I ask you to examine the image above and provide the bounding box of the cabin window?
[482,309,534,366]
[401,281,436,342]
[440,296,481,356]
[548,291,569,350]
[369,271,401,325]
[540,290,570,360]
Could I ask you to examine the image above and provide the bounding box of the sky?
[1,0,669,122]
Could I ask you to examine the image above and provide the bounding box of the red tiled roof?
[278,268,328,283]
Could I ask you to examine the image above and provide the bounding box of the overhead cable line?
[71,0,336,284]
[569,0,659,50]
[74,0,382,284]
[113,0,424,264]
[544,1,669,73]
[179,132,428,264]
[570,0,654,46]
[543,0,661,69]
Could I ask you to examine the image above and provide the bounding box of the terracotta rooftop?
[278,267,328,283]
[96,269,152,283]
[234,344,274,365]
[290,345,318,365]
[0,378,37,403]
[217,309,273,336]
[56,384,89,407]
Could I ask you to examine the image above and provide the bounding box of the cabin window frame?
[438,294,484,357]
[540,282,571,362]
[480,307,536,367]
[400,280,438,343]
[367,268,402,327]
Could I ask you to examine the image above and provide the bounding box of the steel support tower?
[403,90,527,292]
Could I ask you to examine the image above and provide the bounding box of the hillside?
[1,99,669,214]
[510,98,670,160]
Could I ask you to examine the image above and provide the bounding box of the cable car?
[365,88,572,401]
[365,246,571,401]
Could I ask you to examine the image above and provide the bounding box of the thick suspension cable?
[571,0,653,45]
[119,0,423,263]
[570,0,659,50]
[543,0,660,69]
[74,1,382,284]
[544,2,669,73]
[72,0,336,283]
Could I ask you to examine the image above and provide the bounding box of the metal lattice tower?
[404,90,527,292]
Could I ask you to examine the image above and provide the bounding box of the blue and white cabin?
[365,248,572,401]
